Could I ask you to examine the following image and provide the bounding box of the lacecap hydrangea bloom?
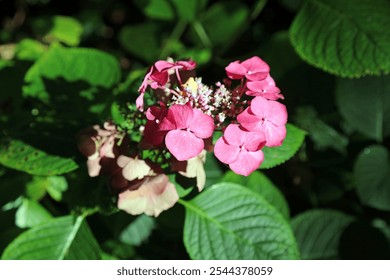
[78,56,287,217]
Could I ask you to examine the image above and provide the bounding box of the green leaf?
[295,106,348,154]
[133,0,175,21]
[1,216,101,260]
[0,140,78,176]
[119,215,156,246]
[290,0,390,77]
[291,209,355,259]
[181,183,299,259]
[336,75,390,142]
[221,171,290,219]
[261,124,306,169]
[15,39,46,61]
[119,23,162,63]
[26,176,68,201]
[32,16,83,46]
[170,0,208,22]
[15,198,53,228]
[204,152,224,188]
[354,145,390,211]
[23,43,121,101]
[194,1,249,49]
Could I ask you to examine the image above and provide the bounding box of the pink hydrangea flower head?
[117,174,179,217]
[214,124,266,176]
[159,103,214,161]
[246,74,284,100]
[237,96,287,147]
[225,56,270,81]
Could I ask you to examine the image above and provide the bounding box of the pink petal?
[222,124,246,146]
[176,60,197,70]
[136,92,144,111]
[154,60,175,72]
[241,56,270,81]
[237,108,263,132]
[246,77,283,100]
[243,131,266,152]
[166,103,194,130]
[165,130,203,161]
[118,174,179,217]
[251,97,288,126]
[189,109,214,139]
[214,136,240,164]
[262,123,287,147]
[229,149,264,176]
[225,61,246,80]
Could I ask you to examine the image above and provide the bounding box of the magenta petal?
[165,130,203,161]
[189,109,214,139]
[223,124,246,146]
[241,56,270,81]
[243,131,266,151]
[214,137,240,164]
[225,61,246,79]
[229,149,264,176]
[136,92,144,111]
[154,60,175,72]
[168,104,194,129]
[251,97,288,126]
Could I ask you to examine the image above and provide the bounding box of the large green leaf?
[1,216,101,260]
[261,123,306,169]
[220,171,290,219]
[119,215,156,246]
[336,75,390,142]
[354,145,390,211]
[0,140,78,176]
[291,209,355,259]
[290,0,390,77]
[181,183,299,259]
[15,198,53,228]
[32,16,83,46]
[23,43,121,101]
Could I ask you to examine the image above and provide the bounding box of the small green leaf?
[336,75,390,142]
[354,145,390,211]
[170,0,208,22]
[182,183,299,259]
[119,215,156,246]
[15,39,46,61]
[32,16,83,46]
[26,176,68,201]
[23,43,121,101]
[194,1,249,49]
[0,140,78,176]
[291,209,355,259]
[295,106,348,154]
[119,23,162,63]
[133,0,175,21]
[261,124,306,169]
[15,198,53,228]
[1,216,101,260]
[221,171,290,219]
[290,0,390,77]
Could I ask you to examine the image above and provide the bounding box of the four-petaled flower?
[214,124,266,176]
[160,103,214,161]
[225,56,270,81]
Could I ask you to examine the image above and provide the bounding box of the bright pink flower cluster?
[78,56,287,217]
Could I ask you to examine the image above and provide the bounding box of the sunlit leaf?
[15,198,53,228]
[1,216,101,260]
[221,171,290,219]
[182,183,299,259]
[0,140,78,176]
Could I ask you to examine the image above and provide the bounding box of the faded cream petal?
[118,155,155,181]
[117,174,179,217]
[179,150,206,192]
